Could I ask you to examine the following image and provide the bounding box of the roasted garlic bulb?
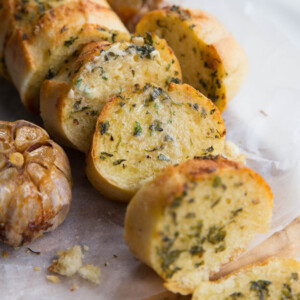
[0,120,72,247]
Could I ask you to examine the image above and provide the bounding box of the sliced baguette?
[124,157,273,294]
[136,5,248,112]
[192,258,300,300]
[40,33,182,152]
[86,83,226,202]
[4,0,129,112]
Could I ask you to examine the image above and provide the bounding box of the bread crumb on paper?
[48,245,101,285]
[2,250,8,258]
[259,109,268,116]
[78,264,101,285]
[34,266,41,271]
[70,283,79,292]
[222,141,247,164]
[47,275,60,283]
[48,245,83,277]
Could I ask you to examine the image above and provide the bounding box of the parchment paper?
[1,0,300,299]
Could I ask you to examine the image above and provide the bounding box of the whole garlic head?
[0,120,72,247]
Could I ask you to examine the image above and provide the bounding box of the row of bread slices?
[1,1,299,298]
[0,0,240,247]
[124,157,300,299]
[0,1,248,202]
[0,1,247,115]
[38,4,249,202]
[1,120,299,299]
[1,0,248,201]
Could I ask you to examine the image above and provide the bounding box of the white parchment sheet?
[0,0,300,299]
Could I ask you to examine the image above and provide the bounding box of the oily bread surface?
[136,6,248,112]
[86,83,226,202]
[124,157,273,294]
[41,34,182,152]
[4,0,129,112]
[193,258,300,300]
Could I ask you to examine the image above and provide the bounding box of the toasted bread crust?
[136,6,248,112]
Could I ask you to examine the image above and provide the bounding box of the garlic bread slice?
[193,258,300,300]
[41,33,182,152]
[86,83,226,202]
[124,157,273,294]
[136,5,248,112]
[4,0,129,112]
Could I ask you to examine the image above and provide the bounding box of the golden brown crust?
[136,6,248,112]
[3,0,129,112]
[0,120,72,247]
[86,146,134,202]
[40,79,71,147]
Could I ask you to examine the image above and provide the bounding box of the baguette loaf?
[136,5,248,112]
[124,157,273,294]
[40,33,182,152]
[193,258,300,299]
[0,120,72,247]
[2,0,129,112]
[86,83,226,202]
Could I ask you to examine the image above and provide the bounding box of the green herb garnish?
[113,159,126,165]
[101,152,113,157]
[189,245,205,256]
[64,36,78,47]
[281,283,293,299]
[250,280,271,300]
[207,226,226,244]
[100,121,110,135]
[75,78,82,88]
[149,120,163,133]
[144,32,153,46]
[226,292,244,299]
[212,176,222,187]
[133,121,142,136]
[211,198,221,208]
[45,68,56,80]
[158,154,170,161]
[231,208,243,219]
